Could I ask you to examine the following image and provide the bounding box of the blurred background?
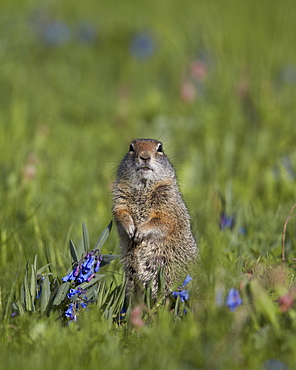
[1,0,296,269]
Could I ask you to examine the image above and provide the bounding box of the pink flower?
[22,164,37,181]
[130,305,144,330]
[278,294,294,312]
[180,82,196,102]
[190,61,207,81]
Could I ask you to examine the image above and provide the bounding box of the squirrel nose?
[139,152,151,164]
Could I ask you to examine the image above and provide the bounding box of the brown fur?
[112,139,198,298]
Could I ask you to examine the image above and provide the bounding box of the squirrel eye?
[157,143,163,153]
[129,144,135,152]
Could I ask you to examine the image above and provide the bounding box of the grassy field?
[1,0,296,369]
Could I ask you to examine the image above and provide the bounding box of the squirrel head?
[117,139,176,185]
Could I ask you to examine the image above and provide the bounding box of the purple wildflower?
[74,21,97,44]
[94,259,101,273]
[43,22,71,47]
[172,275,192,302]
[80,302,88,309]
[220,212,235,230]
[130,32,156,60]
[65,303,78,321]
[226,288,242,312]
[62,249,102,284]
[77,269,93,284]
[183,275,193,286]
[62,269,76,282]
[84,255,94,270]
[172,290,190,303]
[67,288,81,298]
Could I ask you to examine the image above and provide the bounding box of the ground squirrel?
[112,139,198,298]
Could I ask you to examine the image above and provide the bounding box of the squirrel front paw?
[133,228,150,243]
[125,224,136,239]
[133,227,164,243]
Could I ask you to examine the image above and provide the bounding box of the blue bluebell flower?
[263,359,288,370]
[84,255,94,270]
[171,275,193,302]
[62,249,102,284]
[43,22,71,47]
[94,259,101,273]
[183,275,192,286]
[226,288,242,312]
[220,213,235,230]
[65,303,78,321]
[80,302,88,309]
[67,288,81,298]
[77,268,93,284]
[172,290,190,303]
[65,287,88,320]
[280,64,296,85]
[120,307,127,320]
[62,248,103,320]
[62,269,76,282]
[74,21,97,44]
[130,32,156,60]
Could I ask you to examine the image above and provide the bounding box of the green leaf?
[96,280,106,307]
[30,264,37,301]
[20,283,25,306]
[76,274,105,290]
[157,267,165,296]
[69,239,79,264]
[41,275,51,314]
[100,254,119,268]
[3,266,22,322]
[82,221,90,252]
[37,263,51,276]
[109,282,125,315]
[53,282,70,306]
[33,255,38,274]
[16,300,25,316]
[174,296,180,316]
[84,285,98,301]
[94,221,112,251]
[24,273,33,311]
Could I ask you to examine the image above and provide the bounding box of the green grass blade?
[3,266,21,322]
[33,255,38,273]
[76,274,105,290]
[82,221,90,252]
[16,300,25,316]
[174,296,179,316]
[94,221,112,251]
[53,282,70,306]
[100,254,119,268]
[37,263,51,276]
[69,239,79,264]
[41,275,51,314]
[24,273,33,312]
[30,264,37,301]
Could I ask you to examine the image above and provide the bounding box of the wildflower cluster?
[172,275,192,303]
[226,288,243,312]
[62,249,103,320]
[62,249,102,284]
[64,288,88,321]
[220,212,235,230]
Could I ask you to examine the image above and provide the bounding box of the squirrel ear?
[129,143,135,152]
[157,143,163,152]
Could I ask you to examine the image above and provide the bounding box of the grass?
[1,0,296,368]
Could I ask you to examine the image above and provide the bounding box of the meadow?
[1,0,296,369]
